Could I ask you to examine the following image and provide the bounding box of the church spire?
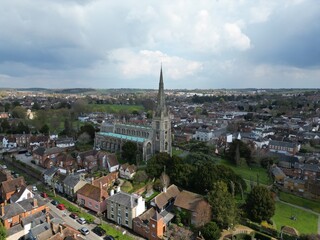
[155,66,168,117]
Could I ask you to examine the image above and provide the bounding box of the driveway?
[14,153,46,173]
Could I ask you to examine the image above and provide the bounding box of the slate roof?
[269,140,297,148]
[106,154,119,167]
[43,166,59,177]
[2,196,46,220]
[10,185,32,203]
[107,191,140,208]
[63,173,84,188]
[77,183,109,202]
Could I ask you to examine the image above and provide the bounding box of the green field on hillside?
[272,201,318,234]
[219,159,272,185]
[279,192,320,214]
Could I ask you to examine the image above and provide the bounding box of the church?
[94,68,172,161]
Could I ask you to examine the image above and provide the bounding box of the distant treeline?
[191,94,257,103]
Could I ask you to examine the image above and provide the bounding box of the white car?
[79,227,90,235]
[77,217,86,224]
[32,186,38,191]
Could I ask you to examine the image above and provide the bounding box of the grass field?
[100,223,133,240]
[219,159,272,185]
[279,192,320,214]
[272,202,318,234]
[90,104,144,114]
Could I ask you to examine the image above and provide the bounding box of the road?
[47,201,102,240]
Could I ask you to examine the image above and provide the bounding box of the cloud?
[108,49,203,80]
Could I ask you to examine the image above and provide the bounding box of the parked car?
[41,192,48,198]
[79,227,90,236]
[69,213,78,219]
[32,186,38,191]
[77,217,86,224]
[104,236,115,240]
[57,204,66,210]
[92,226,106,236]
[51,200,59,206]
[25,152,32,156]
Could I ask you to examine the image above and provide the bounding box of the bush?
[254,232,272,240]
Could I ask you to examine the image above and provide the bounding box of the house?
[174,190,211,227]
[42,166,59,185]
[32,146,65,168]
[106,191,145,229]
[268,140,300,155]
[77,183,109,213]
[270,166,286,184]
[133,207,166,240]
[119,163,137,179]
[76,149,98,169]
[193,128,213,142]
[150,185,180,213]
[25,213,82,240]
[283,178,305,193]
[92,172,119,191]
[10,185,34,203]
[98,152,119,173]
[0,196,48,229]
[63,173,87,200]
[55,152,77,172]
[0,169,13,182]
[0,177,26,202]
[55,137,75,148]
[293,163,320,181]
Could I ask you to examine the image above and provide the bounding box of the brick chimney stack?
[1,204,4,216]
[33,198,38,208]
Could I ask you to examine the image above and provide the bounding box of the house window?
[125,220,128,226]
[89,202,92,207]
[111,207,114,212]
[111,214,114,219]
[118,209,121,216]
[8,218,12,223]
[152,224,155,228]
[125,212,128,218]
[95,204,98,209]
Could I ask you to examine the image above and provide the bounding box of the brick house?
[77,183,109,213]
[133,208,166,240]
[0,196,48,229]
[0,177,26,202]
[268,140,300,155]
[32,147,65,168]
[92,172,119,191]
[119,163,137,179]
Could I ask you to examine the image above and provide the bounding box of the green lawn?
[100,223,133,240]
[272,202,318,234]
[90,104,144,114]
[279,192,320,214]
[219,159,272,185]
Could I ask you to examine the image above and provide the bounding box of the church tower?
[152,67,172,156]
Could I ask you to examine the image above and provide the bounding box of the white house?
[10,186,34,203]
[193,128,213,142]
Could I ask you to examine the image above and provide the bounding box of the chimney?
[116,186,120,193]
[46,214,50,223]
[110,189,114,196]
[91,177,94,184]
[4,200,7,206]
[33,198,38,208]
[163,186,167,193]
[59,225,63,234]
[100,182,103,189]
[1,204,4,216]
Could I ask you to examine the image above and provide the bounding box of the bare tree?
[160,172,170,189]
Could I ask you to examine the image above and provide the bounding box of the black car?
[104,236,115,240]
[51,200,59,206]
[92,226,106,236]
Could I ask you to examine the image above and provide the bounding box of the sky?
[0,0,319,89]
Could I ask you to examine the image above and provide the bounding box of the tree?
[0,119,10,133]
[146,152,171,178]
[121,141,138,164]
[133,170,148,183]
[79,124,96,140]
[200,222,221,240]
[0,221,6,240]
[207,181,238,229]
[245,185,275,222]
[11,106,27,119]
[39,124,50,136]
[77,132,91,145]
[226,140,252,165]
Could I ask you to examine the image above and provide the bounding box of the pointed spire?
[154,66,168,117]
